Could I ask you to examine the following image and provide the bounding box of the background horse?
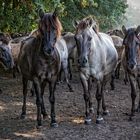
[121,26,140,120]
[62,32,77,80]
[111,35,124,79]
[0,34,14,93]
[74,17,118,124]
[18,10,72,127]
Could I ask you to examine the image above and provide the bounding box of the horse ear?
[38,8,44,19]
[122,25,127,35]
[73,20,79,28]
[53,9,58,17]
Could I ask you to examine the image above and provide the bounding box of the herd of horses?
[0,10,140,128]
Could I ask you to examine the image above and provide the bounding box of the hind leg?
[62,61,73,92]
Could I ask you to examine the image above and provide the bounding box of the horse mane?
[29,29,40,38]
[76,16,99,36]
[39,13,62,39]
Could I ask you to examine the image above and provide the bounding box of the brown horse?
[121,26,140,120]
[18,10,71,127]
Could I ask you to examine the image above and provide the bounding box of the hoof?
[84,118,92,125]
[50,122,58,128]
[103,110,110,116]
[96,117,104,124]
[20,114,26,119]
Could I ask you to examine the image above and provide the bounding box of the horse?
[121,25,140,120]
[0,36,14,93]
[111,35,124,79]
[62,32,77,80]
[107,28,124,39]
[74,17,118,124]
[18,10,72,127]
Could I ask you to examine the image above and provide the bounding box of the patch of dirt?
[0,69,140,140]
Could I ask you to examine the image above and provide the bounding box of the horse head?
[38,9,62,56]
[74,17,97,68]
[123,25,140,71]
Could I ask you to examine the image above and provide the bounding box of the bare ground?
[0,69,140,140]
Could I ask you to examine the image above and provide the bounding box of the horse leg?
[110,71,115,90]
[20,77,28,119]
[124,70,129,85]
[33,78,42,127]
[88,77,94,114]
[96,81,104,124]
[80,74,92,124]
[136,77,140,112]
[62,62,73,92]
[68,58,72,80]
[40,81,48,119]
[129,75,137,120]
[30,84,35,97]
[102,82,109,115]
[115,61,120,79]
[12,66,16,78]
[49,78,58,127]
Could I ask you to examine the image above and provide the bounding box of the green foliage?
[0,0,128,34]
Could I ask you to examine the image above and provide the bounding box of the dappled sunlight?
[0,105,5,111]
[72,117,84,124]
[12,101,36,107]
[14,131,45,138]
[0,102,7,112]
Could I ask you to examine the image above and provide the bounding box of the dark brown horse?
[18,10,71,127]
[122,26,140,120]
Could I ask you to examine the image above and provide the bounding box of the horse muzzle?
[78,57,89,68]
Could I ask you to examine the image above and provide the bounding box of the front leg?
[49,77,58,127]
[96,81,104,124]
[33,78,42,127]
[20,77,28,119]
[80,73,92,124]
[129,75,137,120]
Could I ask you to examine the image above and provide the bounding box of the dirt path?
[0,70,140,140]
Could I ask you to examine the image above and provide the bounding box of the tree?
[0,0,128,34]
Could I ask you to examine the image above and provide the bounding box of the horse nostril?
[47,48,51,54]
[83,57,87,64]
